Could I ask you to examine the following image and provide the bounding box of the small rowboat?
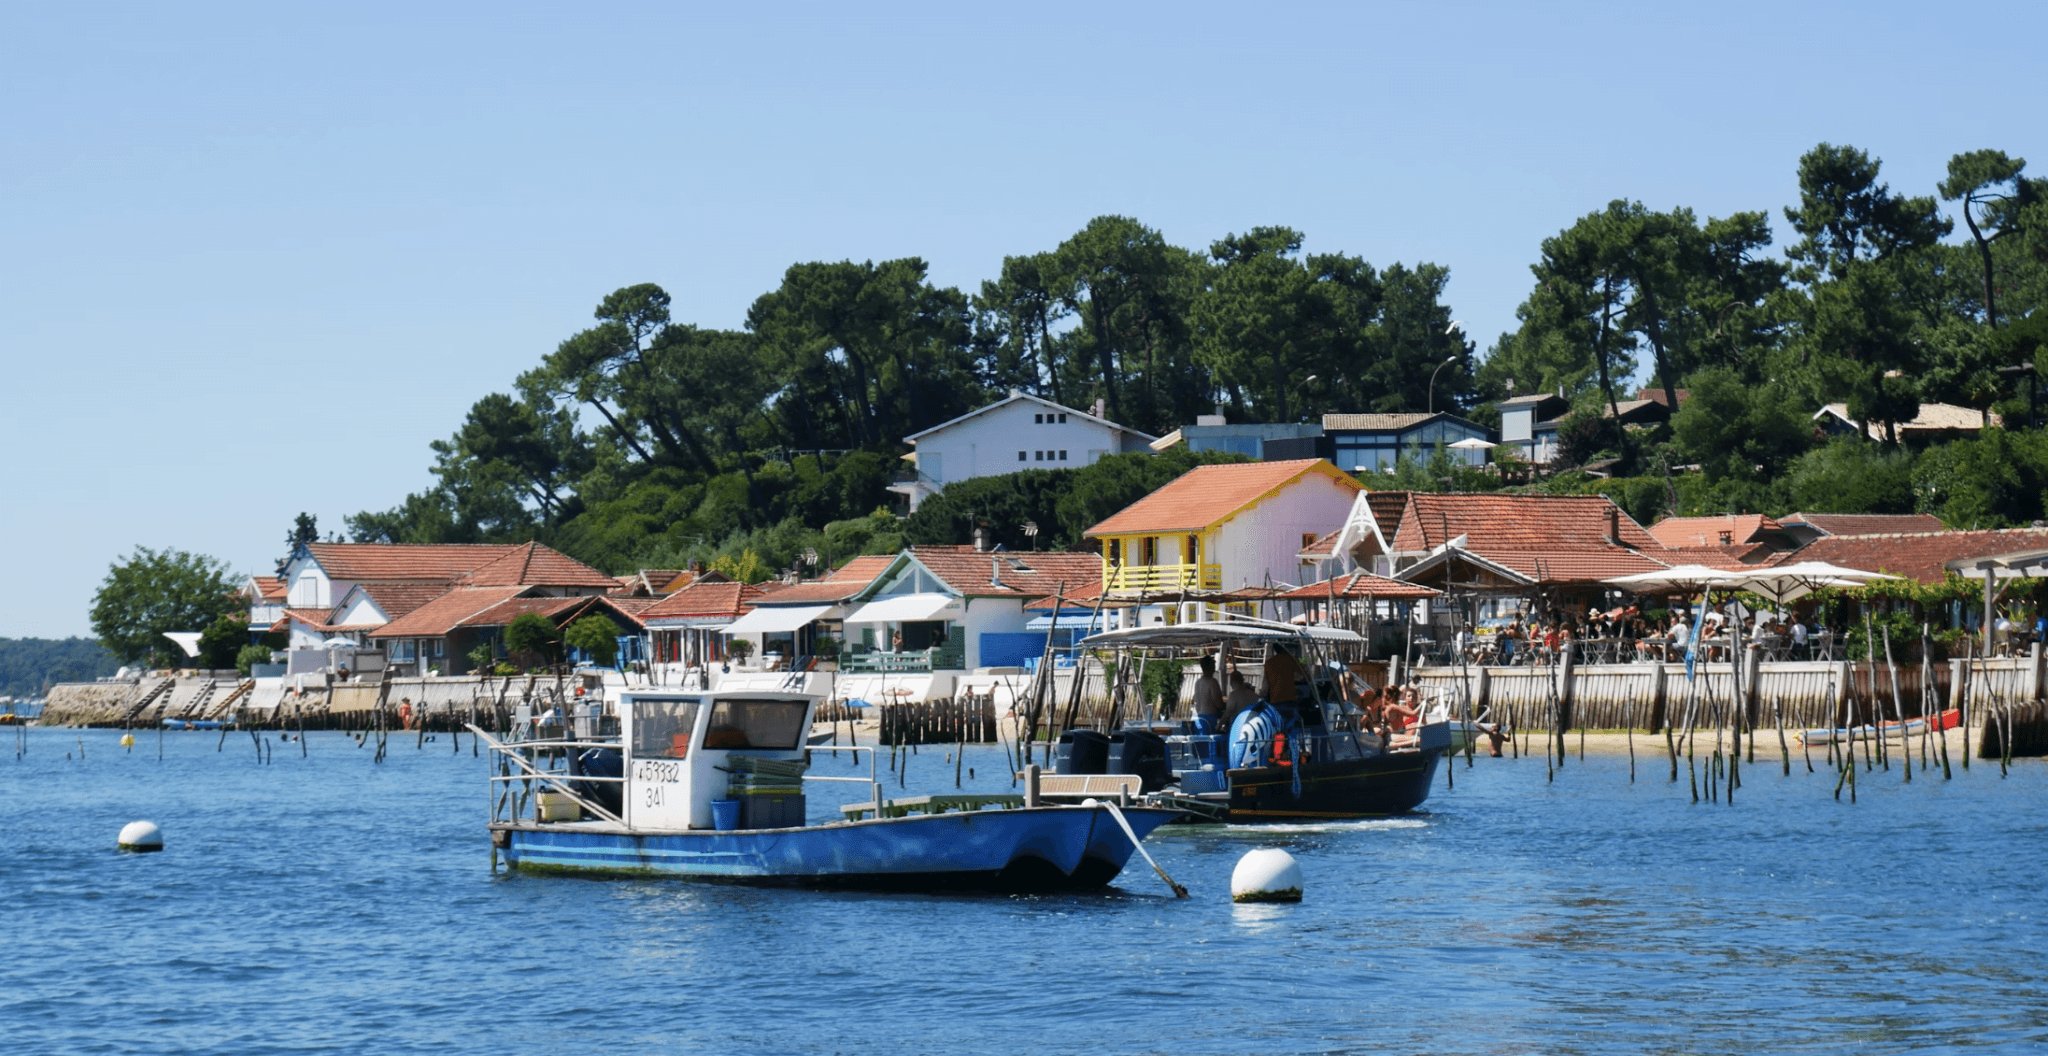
[1796,708,1960,746]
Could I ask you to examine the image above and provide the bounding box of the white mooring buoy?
[1230,848,1302,903]
[117,820,163,853]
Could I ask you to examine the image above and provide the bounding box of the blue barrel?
[711,799,742,831]
[1053,729,1111,774]
[575,748,624,816]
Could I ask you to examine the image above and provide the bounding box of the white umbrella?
[320,637,359,649]
[1603,565,1747,594]
[1449,437,1494,450]
[1723,562,1900,606]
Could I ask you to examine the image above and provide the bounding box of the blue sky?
[2,1,2040,638]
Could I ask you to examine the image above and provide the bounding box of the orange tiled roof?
[458,596,587,629]
[1780,512,1948,537]
[250,576,287,601]
[1475,550,1673,583]
[459,541,619,589]
[1298,530,1340,559]
[1276,573,1439,601]
[750,579,870,605]
[1391,493,1663,554]
[1659,545,1773,569]
[828,554,895,585]
[304,542,523,582]
[1769,528,2048,585]
[640,581,766,620]
[349,581,454,620]
[283,607,346,631]
[1084,459,1360,536]
[904,546,1103,598]
[1646,514,1784,549]
[368,587,534,638]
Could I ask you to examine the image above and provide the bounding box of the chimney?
[1009,387,1021,399]
[1092,398,1105,419]
[1606,505,1621,546]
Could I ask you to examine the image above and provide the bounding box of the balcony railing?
[1102,562,1223,593]
[839,644,966,674]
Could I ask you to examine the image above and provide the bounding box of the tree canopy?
[89,547,240,664]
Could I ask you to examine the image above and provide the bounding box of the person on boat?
[1263,643,1305,704]
[1228,697,1284,769]
[1191,655,1224,733]
[1384,685,1421,732]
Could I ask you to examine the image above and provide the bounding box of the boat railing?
[472,726,628,828]
[804,744,885,820]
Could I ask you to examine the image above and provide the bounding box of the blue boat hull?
[492,805,1181,892]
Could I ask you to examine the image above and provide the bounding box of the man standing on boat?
[1191,655,1224,733]
[1263,643,1304,704]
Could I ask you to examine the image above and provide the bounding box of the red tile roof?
[639,581,766,620]
[1659,545,1773,569]
[828,554,895,585]
[304,543,524,582]
[1276,573,1440,601]
[749,579,871,605]
[1298,530,1340,559]
[1391,493,1662,554]
[458,541,619,589]
[250,576,287,601]
[349,581,454,620]
[368,587,534,638]
[1647,514,1784,549]
[1770,528,2048,585]
[283,607,350,632]
[1472,550,1671,583]
[1085,459,1361,536]
[1780,512,1948,537]
[904,546,1104,598]
[1366,491,1409,543]
[458,596,587,629]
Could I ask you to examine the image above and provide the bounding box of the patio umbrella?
[1722,562,1899,607]
[1602,565,1747,594]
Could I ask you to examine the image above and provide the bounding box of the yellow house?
[1083,459,1364,595]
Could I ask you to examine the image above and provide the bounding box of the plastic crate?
[741,793,806,830]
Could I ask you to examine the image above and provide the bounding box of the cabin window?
[1058,413,1068,423]
[1141,537,1158,565]
[633,697,703,759]
[1058,450,1068,460]
[390,640,416,662]
[704,698,809,750]
[1034,413,1043,423]
[1017,450,1026,461]
[1188,534,1200,563]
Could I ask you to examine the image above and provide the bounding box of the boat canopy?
[1078,620,1363,649]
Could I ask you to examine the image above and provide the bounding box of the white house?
[888,390,1156,513]
[1083,458,1364,613]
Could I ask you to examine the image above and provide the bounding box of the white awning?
[843,592,963,624]
[723,604,834,635]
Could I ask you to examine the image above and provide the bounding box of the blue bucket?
[711,799,742,831]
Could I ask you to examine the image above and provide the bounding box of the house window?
[1034,450,1043,461]
[1188,534,1200,564]
[1034,413,1044,423]
[1058,450,1067,460]
[1018,451,1026,461]
[1303,533,1317,550]
[431,639,445,658]
[1058,413,1068,423]
[1141,537,1158,565]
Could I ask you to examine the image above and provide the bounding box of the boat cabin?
[620,691,815,830]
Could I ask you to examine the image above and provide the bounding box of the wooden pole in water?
[1883,627,1908,783]
[1625,687,1636,783]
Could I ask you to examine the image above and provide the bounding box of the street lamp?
[1428,356,1458,414]
[1293,374,1320,422]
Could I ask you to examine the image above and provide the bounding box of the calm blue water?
[4,727,2045,1055]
